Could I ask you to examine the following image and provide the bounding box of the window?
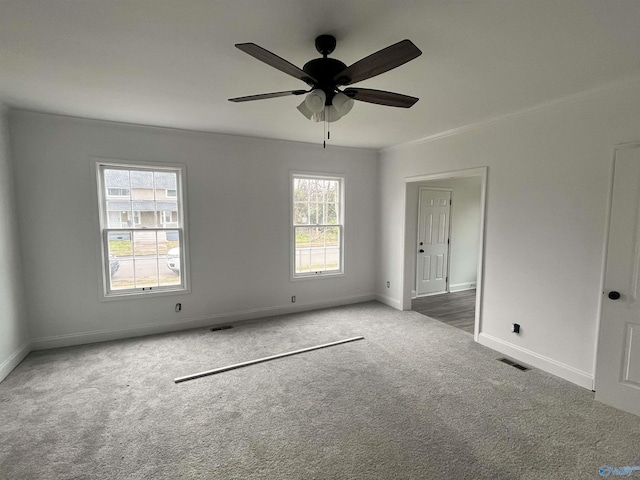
[292,174,343,278]
[166,189,177,198]
[107,188,130,197]
[97,161,188,297]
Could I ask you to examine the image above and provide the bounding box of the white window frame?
[96,160,189,298]
[291,172,345,280]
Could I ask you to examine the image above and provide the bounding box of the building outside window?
[292,174,344,278]
[96,161,188,297]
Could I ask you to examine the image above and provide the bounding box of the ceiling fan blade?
[235,43,317,86]
[334,39,422,86]
[343,88,419,108]
[228,90,308,103]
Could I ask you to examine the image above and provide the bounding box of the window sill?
[101,285,191,301]
[291,271,345,281]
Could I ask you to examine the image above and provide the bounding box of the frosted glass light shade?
[304,89,326,113]
[311,105,343,123]
[297,101,313,119]
[332,92,354,116]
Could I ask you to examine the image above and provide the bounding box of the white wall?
[405,177,481,295]
[377,78,640,389]
[9,111,378,349]
[0,105,30,382]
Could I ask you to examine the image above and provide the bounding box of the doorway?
[402,168,487,341]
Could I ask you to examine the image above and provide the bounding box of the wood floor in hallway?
[411,289,476,334]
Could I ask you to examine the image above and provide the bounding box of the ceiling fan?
[229,34,422,129]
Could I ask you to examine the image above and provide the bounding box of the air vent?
[211,325,233,332]
[498,358,530,371]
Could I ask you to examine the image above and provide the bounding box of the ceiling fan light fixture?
[297,100,314,119]
[304,89,326,113]
[311,105,343,123]
[332,92,354,116]
[326,105,342,123]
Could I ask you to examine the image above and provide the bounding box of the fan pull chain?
[323,106,327,148]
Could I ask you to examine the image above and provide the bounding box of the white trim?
[30,294,376,351]
[415,290,447,298]
[479,333,593,390]
[384,74,640,152]
[375,293,403,310]
[449,282,477,293]
[0,341,31,383]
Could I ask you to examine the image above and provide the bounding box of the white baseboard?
[478,332,593,390]
[375,293,402,310]
[31,293,376,351]
[0,341,31,383]
[449,282,476,293]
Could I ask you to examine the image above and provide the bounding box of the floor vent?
[498,358,530,371]
[211,325,233,332]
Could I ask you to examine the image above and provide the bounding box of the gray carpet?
[1,301,639,479]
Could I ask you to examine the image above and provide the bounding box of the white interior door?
[416,188,451,296]
[595,146,640,417]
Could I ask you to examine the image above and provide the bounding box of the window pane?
[325,246,340,271]
[294,201,309,225]
[295,226,311,248]
[155,171,179,227]
[105,169,132,228]
[107,233,133,291]
[309,179,321,203]
[164,233,181,283]
[294,226,311,274]
[309,202,319,225]
[294,178,308,201]
[327,203,338,224]
[326,180,338,202]
[325,226,340,247]
[134,256,160,288]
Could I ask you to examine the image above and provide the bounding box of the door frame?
[402,167,488,342]
[594,141,640,391]
[415,187,453,297]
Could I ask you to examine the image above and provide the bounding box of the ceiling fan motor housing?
[303,58,347,105]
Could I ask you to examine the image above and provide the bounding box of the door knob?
[608,291,621,300]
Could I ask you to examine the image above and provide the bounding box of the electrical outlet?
[512,323,520,334]
[175,303,182,312]
[291,296,296,303]
[386,281,390,288]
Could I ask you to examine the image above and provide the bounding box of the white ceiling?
[1,0,640,149]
